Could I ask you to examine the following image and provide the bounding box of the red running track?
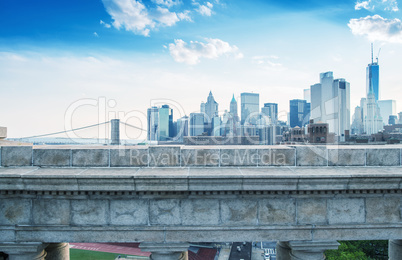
[70,243,151,257]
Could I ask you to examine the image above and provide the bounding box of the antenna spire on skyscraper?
[371,43,373,64]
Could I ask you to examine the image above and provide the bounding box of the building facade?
[310,72,350,139]
[366,58,379,101]
[261,103,278,125]
[378,100,396,125]
[158,105,173,141]
[241,93,259,125]
[147,106,159,141]
[189,113,205,137]
[289,99,310,128]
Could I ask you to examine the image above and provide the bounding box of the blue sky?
[1,0,402,139]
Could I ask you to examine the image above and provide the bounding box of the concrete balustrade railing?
[1,144,402,259]
[1,145,402,167]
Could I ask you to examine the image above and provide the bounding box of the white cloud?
[169,38,243,64]
[177,10,192,21]
[101,0,193,36]
[100,20,112,28]
[348,15,402,43]
[102,0,154,36]
[151,0,181,7]
[152,7,180,26]
[355,0,399,12]
[197,2,213,16]
[93,32,99,37]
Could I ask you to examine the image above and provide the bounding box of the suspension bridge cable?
[119,121,147,132]
[18,121,111,139]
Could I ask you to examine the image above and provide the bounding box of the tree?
[325,240,388,260]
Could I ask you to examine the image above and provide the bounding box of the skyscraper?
[261,103,278,124]
[310,72,350,138]
[189,113,205,136]
[378,100,396,125]
[241,93,259,125]
[147,106,158,141]
[289,99,310,128]
[212,115,221,136]
[230,94,238,118]
[204,91,219,122]
[366,44,380,101]
[351,106,363,135]
[333,78,350,138]
[364,92,383,135]
[303,89,311,103]
[158,105,173,141]
[176,116,189,142]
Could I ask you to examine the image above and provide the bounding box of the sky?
[1,0,402,139]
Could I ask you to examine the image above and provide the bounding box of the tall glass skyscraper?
[158,105,173,141]
[310,72,350,138]
[147,106,159,141]
[241,93,259,125]
[189,113,205,136]
[366,63,379,101]
[261,103,278,124]
[366,45,379,101]
[289,99,310,128]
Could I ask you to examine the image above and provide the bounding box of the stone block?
[71,200,108,225]
[72,149,109,167]
[220,148,258,166]
[0,126,6,139]
[188,168,242,191]
[327,198,365,224]
[110,199,148,225]
[221,199,258,225]
[150,199,181,225]
[135,168,188,191]
[110,149,148,167]
[181,199,220,225]
[77,178,135,191]
[297,198,327,224]
[328,149,365,166]
[258,148,295,166]
[1,146,32,166]
[149,146,180,167]
[0,199,31,225]
[366,197,401,223]
[33,199,70,225]
[259,199,296,225]
[296,146,327,166]
[366,149,400,166]
[181,148,219,166]
[33,149,70,167]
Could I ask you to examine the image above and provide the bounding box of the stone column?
[45,243,70,260]
[389,240,402,260]
[0,243,47,260]
[276,241,291,260]
[288,241,339,260]
[140,242,189,260]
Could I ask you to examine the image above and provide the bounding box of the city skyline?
[1,0,402,139]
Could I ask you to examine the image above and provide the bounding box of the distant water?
[7,137,146,145]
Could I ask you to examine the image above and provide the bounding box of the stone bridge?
[1,144,402,259]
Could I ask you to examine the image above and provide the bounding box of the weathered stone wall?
[1,145,402,167]
[1,167,402,244]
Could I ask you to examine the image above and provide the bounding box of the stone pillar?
[276,241,291,260]
[389,240,402,260]
[288,241,339,260]
[0,243,47,260]
[45,243,70,260]
[140,242,189,260]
